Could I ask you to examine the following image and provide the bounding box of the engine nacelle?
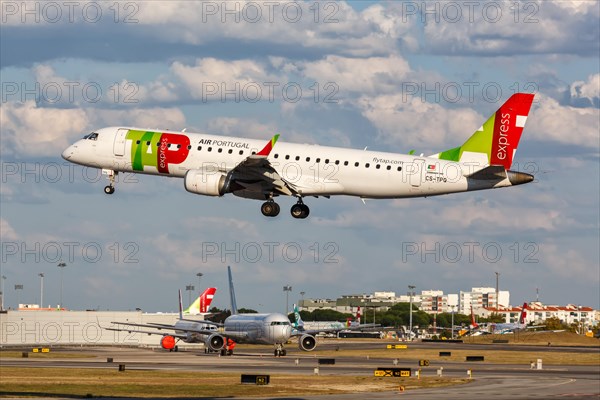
[160,335,176,350]
[205,333,225,351]
[299,334,317,351]
[184,169,228,196]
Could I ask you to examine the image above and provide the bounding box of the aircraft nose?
[62,145,75,160]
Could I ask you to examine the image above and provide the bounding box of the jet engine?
[205,333,225,351]
[298,334,317,351]
[184,170,228,196]
[160,335,176,350]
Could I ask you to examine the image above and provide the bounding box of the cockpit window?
[270,321,291,326]
[83,132,99,141]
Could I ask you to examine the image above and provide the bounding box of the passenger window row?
[133,140,402,171]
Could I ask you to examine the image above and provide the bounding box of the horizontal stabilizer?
[466,165,507,180]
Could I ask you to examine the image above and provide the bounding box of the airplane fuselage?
[222,313,292,345]
[62,126,519,200]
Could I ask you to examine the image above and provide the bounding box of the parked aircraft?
[491,303,542,334]
[292,305,374,334]
[62,93,536,218]
[104,287,217,351]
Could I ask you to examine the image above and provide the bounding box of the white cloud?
[302,55,412,95]
[421,1,599,56]
[1,100,89,157]
[0,218,19,241]
[527,94,600,148]
[206,117,278,140]
[570,73,600,106]
[132,1,415,57]
[356,94,482,150]
[170,58,275,101]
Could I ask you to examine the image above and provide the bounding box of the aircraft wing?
[291,323,380,337]
[105,321,220,336]
[103,325,190,340]
[223,135,300,198]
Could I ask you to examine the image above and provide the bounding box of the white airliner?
[62,93,535,218]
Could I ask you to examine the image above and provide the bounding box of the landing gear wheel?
[291,203,309,219]
[261,201,280,217]
[281,349,287,356]
[104,185,115,194]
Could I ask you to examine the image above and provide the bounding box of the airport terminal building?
[0,310,205,348]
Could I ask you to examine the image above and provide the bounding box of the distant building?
[473,302,597,329]
[459,287,510,314]
[299,289,597,329]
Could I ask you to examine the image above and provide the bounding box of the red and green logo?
[126,130,190,173]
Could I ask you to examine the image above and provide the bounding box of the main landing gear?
[103,169,117,194]
[274,344,287,357]
[260,200,280,217]
[260,198,310,219]
[290,198,309,219]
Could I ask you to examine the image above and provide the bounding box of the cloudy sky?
[1,1,598,314]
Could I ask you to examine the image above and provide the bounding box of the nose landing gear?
[274,344,287,357]
[103,169,117,194]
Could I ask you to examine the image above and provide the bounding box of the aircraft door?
[113,128,128,156]
[410,159,425,187]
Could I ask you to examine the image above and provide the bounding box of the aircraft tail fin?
[470,306,479,329]
[227,266,238,315]
[356,306,361,325]
[293,304,304,330]
[519,302,528,325]
[430,93,535,170]
[183,287,217,315]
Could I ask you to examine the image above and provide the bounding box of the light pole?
[299,291,305,309]
[57,262,66,308]
[14,284,23,308]
[186,285,195,308]
[283,285,292,315]
[38,273,44,308]
[196,272,203,289]
[495,271,500,309]
[408,285,416,340]
[1,275,6,310]
[451,305,455,339]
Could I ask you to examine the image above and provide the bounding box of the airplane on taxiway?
[106,266,375,356]
[62,93,535,218]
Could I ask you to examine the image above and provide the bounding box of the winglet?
[257,134,280,156]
